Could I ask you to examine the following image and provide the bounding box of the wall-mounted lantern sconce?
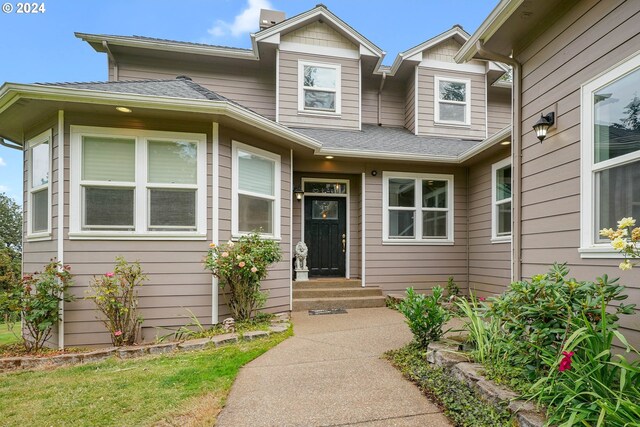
[533,112,555,142]
[293,187,304,201]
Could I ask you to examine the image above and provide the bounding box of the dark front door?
[304,197,347,277]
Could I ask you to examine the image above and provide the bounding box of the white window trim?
[26,129,52,240]
[382,171,454,245]
[434,76,471,127]
[298,60,342,116]
[579,51,640,258]
[491,157,512,243]
[231,140,281,240]
[69,125,207,240]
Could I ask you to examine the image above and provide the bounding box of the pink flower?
[221,252,229,258]
[251,267,258,273]
[114,330,123,337]
[478,297,486,302]
[238,261,246,268]
[105,272,114,278]
[558,351,574,372]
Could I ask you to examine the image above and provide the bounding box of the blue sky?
[0,0,498,204]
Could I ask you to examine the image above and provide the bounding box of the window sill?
[434,121,471,128]
[382,239,454,246]
[491,237,511,244]
[68,232,207,241]
[297,110,342,118]
[27,233,52,242]
[231,233,282,242]
[578,246,625,259]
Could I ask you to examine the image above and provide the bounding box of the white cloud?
[0,157,6,167]
[208,0,273,38]
[0,185,8,192]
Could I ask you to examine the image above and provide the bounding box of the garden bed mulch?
[0,314,290,373]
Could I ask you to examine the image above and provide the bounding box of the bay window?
[70,126,206,238]
[492,158,511,242]
[27,129,51,238]
[383,172,454,244]
[232,141,280,239]
[298,61,341,114]
[580,52,640,256]
[434,76,470,126]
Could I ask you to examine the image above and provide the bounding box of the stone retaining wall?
[1,315,290,373]
[426,341,548,427]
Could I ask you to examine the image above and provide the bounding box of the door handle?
[342,234,346,253]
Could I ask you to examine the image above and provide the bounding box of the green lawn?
[0,323,19,346]
[0,329,291,427]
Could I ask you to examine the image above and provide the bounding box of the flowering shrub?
[397,286,451,348]
[87,257,147,346]
[204,233,282,321]
[3,260,74,353]
[600,216,640,270]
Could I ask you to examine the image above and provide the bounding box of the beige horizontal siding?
[278,51,360,129]
[416,67,486,139]
[515,0,640,341]
[468,151,511,297]
[405,68,416,132]
[115,55,276,120]
[487,88,511,137]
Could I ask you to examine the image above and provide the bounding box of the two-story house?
[0,4,513,347]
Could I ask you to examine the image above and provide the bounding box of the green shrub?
[87,257,147,346]
[397,286,451,348]
[7,260,74,352]
[445,276,460,300]
[0,248,21,321]
[385,344,513,427]
[205,233,282,321]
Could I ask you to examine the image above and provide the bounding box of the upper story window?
[298,61,341,115]
[382,172,454,245]
[27,129,51,239]
[580,52,640,257]
[434,76,470,126]
[492,158,511,243]
[69,126,207,239]
[232,141,281,239]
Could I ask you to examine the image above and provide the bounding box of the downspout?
[102,41,119,81]
[377,72,387,125]
[57,110,65,349]
[475,41,522,282]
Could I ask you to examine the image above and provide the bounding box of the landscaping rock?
[178,338,211,351]
[48,353,82,366]
[451,362,485,388]
[211,333,238,347]
[18,357,44,370]
[270,312,290,323]
[425,342,459,364]
[147,342,177,355]
[508,400,539,414]
[268,324,289,334]
[82,348,116,363]
[517,410,546,427]
[242,330,270,340]
[117,346,148,359]
[0,357,22,371]
[434,349,471,368]
[475,379,518,405]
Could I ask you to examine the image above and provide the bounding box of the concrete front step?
[293,279,362,289]
[293,295,386,311]
[293,287,383,299]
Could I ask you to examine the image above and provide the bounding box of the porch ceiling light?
[293,187,304,201]
[325,155,334,159]
[116,106,132,113]
[533,112,555,142]
[500,140,511,146]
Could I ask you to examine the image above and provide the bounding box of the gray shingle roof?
[292,124,483,157]
[36,78,231,102]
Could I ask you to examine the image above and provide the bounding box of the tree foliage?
[0,192,22,253]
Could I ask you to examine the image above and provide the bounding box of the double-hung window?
[492,158,511,242]
[27,130,51,238]
[232,141,281,239]
[581,53,640,256]
[383,172,454,244]
[298,61,341,114]
[434,76,470,126]
[70,126,206,239]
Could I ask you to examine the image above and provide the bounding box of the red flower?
[558,351,574,372]
[478,297,486,302]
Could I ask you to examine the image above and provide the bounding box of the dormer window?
[434,76,470,126]
[298,61,341,115]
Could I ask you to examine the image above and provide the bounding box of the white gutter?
[457,125,511,163]
[57,110,65,350]
[0,137,21,150]
[102,41,119,81]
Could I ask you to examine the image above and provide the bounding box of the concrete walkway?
[216,307,452,427]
